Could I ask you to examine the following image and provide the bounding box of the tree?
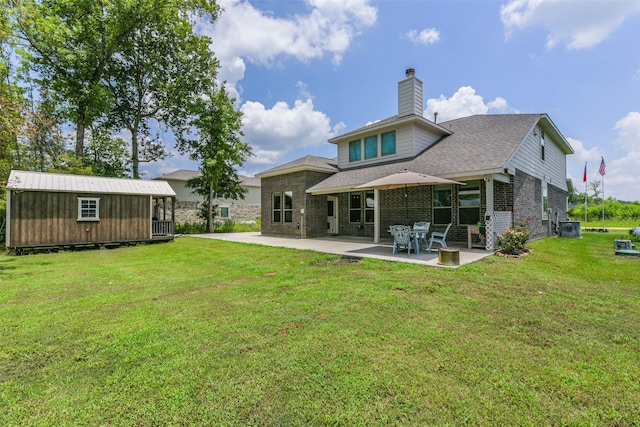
[178,86,253,232]
[84,125,130,178]
[588,179,602,203]
[11,0,219,162]
[0,3,25,180]
[104,8,217,178]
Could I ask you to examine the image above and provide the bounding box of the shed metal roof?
[6,171,176,197]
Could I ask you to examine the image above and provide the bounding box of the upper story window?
[349,140,361,162]
[364,135,378,159]
[540,130,545,161]
[78,197,99,221]
[348,130,397,163]
[433,185,452,225]
[381,130,396,156]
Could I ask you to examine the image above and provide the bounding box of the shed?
[5,170,177,250]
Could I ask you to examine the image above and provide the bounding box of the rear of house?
[5,171,176,250]
[257,69,574,248]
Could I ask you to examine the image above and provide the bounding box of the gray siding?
[510,126,568,191]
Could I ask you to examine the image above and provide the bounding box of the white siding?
[413,126,441,155]
[510,125,568,191]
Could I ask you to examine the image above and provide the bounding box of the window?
[349,191,375,223]
[348,130,397,162]
[272,192,281,223]
[381,130,396,156]
[283,191,293,223]
[458,180,481,225]
[349,192,362,223]
[364,135,378,159]
[542,184,548,220]
[78,197,99,221]
[364,190,375,223]
[540,130,545,161]
[220,207,229,219]
[349,140,361,162]
[433,185,452,224]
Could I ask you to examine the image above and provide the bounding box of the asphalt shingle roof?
[307,114,548,193]
[155,169,261,187]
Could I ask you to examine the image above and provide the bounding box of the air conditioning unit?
[559,221,581,238]
[614,240,635,250]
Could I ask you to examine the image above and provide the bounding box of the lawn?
[1,233,639,425]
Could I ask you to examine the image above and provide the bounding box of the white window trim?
[219,206,230,219]
[78,197,100,221]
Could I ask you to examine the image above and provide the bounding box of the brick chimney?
[398,68,423,117]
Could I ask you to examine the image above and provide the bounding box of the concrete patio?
[190,232,494,267]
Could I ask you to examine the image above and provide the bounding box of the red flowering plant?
[496,220,531,256]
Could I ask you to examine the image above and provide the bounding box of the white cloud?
[614,111,640,151]
[500,0,640,49]
[205,0,377,90]
[566,113,640,201]
[405,28,440,45]
[240,97,345,165]
[424,86,515,122]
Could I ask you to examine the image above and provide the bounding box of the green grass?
[1,233,639,425]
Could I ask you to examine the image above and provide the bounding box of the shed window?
[78,197,100,221]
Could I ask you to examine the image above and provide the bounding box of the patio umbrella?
[355,169,464,223]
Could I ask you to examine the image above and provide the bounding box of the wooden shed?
[5,170,177,250]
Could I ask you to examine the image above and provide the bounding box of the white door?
[327,196,338,234]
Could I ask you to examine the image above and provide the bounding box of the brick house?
[256,69,574,249]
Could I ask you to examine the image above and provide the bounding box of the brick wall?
[261,170,334,237]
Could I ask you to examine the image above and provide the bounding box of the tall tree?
[104,8,217,178]
[178,86,252,232]
[11,0,219,162]
[0,2,25,179]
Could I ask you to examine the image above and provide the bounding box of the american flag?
[599,157,606,176]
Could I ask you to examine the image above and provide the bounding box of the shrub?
[497,221,531,255]
[175,222,207,234]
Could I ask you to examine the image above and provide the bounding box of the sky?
[144,0,640,202]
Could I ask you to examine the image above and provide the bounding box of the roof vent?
[405,68,415,78]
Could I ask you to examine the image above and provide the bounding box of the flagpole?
[600,157,605,231]
[584,162,587,225]
[601,171,605,231]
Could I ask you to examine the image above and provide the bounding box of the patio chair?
[427,223,452,253]
[412,221,430,249]
[390,225,418,256]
